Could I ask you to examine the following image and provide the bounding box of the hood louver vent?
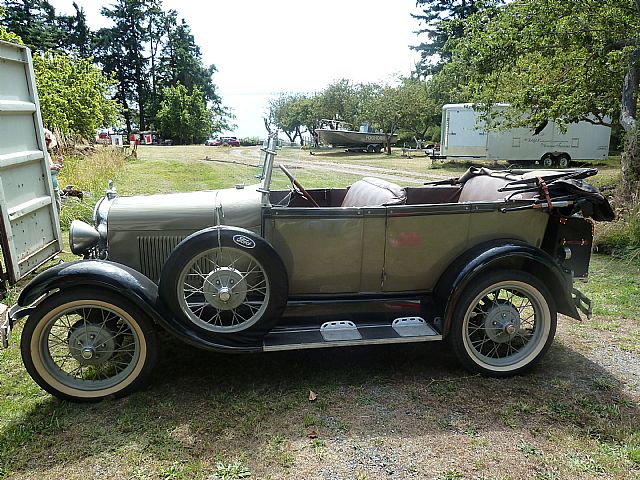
[138,235,185,283]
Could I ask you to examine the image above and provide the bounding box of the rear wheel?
[21,289,157,402]
[557,154,571,168]
[448,270,556,376]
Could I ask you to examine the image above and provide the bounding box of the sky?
[47,0,422,137]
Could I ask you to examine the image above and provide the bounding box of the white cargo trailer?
[440,103,611,167]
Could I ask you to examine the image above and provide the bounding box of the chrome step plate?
[320,320,362,341]
[392,316,436,337]
[263,320,442,352]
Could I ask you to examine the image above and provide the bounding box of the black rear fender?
[17,260,260,352]
[435,240,579,336]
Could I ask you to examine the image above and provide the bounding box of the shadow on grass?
[1,338,638,476]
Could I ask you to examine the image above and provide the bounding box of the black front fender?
[435,240,580,336]
[17,260,260,353]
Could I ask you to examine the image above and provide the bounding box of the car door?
[263,206,386,295]
[0,41,62,287]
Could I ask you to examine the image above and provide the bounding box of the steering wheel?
[279,164,320,207]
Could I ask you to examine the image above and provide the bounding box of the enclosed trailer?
[440,104,611,167]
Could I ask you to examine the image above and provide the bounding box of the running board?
[263,317,442,352]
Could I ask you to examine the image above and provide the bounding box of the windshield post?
[259,133,278,206]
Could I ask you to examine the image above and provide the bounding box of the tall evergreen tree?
[1,0,58,51]
[55,2,91,55]
[412,0,503,75]
[96,0,159,132]
[158,15,219,102]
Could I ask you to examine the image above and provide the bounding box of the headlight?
[69,220,100,255]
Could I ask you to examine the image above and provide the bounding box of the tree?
[1,0,91,54]
[97,0,158,132]
[314,79,361,127]
[156,83,214,144]
[0,6,23,43]
[1,0,58,51]
[362,84,401,155]
[55,2,92,55]
[393,77,442,142]
[268,94,309,144]
[412,0,503,75]
[452,0,640,198]
[33,51,119,138]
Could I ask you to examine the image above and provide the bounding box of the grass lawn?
[0,147,637,480]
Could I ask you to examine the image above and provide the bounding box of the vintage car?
[5,135,614,401]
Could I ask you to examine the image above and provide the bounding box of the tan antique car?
[6,134,614,401]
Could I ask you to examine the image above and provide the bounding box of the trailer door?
[0,41,62,285]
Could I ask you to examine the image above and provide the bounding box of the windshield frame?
[258,134,278,206]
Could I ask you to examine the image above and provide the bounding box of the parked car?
[206,136,240,147]
[3,134,614,401]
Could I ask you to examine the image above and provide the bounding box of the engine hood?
[107,184,263,233]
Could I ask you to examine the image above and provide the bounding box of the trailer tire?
[541,153,556,168]
[558,154,571,168]
[366,144,376,153]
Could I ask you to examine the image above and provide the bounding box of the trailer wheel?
[557,154,571,168]
[366,144,376,153]
[541,153,556,168]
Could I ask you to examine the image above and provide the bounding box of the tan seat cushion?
[458,172,539,202]
[341,177,406,207]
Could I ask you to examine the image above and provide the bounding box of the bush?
[594,199,640,263]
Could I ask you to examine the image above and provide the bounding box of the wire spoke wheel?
[177,247,270,333]
[451,270,556,376]
[44,305,139,388]
[21,290,157,401]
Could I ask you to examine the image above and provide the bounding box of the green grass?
[581,254,640,318]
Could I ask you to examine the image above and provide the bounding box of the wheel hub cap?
[81,347,95,360]
[67,323,117,365]
[202,267,247,310]
[484,304,521,343]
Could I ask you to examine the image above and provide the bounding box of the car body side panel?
[383,209,470,292]
[383,204,549,292]
[264,207,386,295]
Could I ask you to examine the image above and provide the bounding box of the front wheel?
[21,289,158,402]
[448,270,557,377]
[541,153,556,168]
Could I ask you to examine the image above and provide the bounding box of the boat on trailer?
[316,120,398,152]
